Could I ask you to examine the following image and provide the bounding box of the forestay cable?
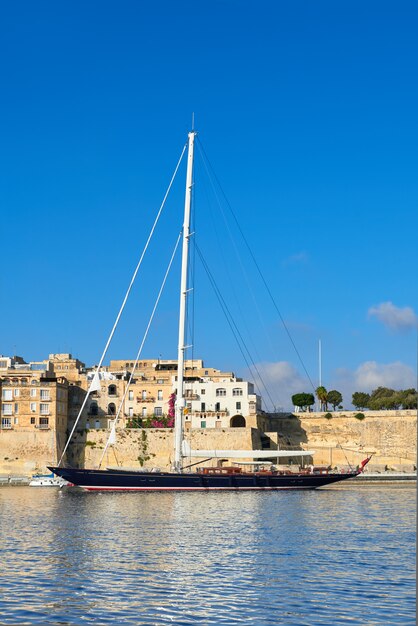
[58,143,187,467]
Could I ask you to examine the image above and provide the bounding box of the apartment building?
[183,378,261,430]
[0,353,262,432]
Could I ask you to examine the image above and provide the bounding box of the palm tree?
[315,386,328,411]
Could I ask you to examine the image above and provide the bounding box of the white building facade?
[183,377,262,429]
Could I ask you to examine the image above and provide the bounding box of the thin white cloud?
[353,360,416,390]
[282,251,309,266]
[245,359,416,412]
[334,361,416,406]
[246,361,309,411]
[368,301,418,332]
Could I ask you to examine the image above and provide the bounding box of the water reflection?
[0,486,415,625]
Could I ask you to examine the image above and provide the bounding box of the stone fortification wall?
[68,427,260,471]
[267,410,417,470]
[0,410,416,475]
[0,429,65,475]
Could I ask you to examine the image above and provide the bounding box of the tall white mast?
[173,131,196,471]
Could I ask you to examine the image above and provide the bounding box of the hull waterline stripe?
[79,485,321,491]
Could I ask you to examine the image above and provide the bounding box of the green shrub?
[324,412,333,420]
[354,412,365,421]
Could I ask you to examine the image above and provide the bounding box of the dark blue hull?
[48,466,359,491]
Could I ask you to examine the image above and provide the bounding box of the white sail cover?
[181,440,314,459]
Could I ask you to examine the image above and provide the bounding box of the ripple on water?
[0,487,415,625]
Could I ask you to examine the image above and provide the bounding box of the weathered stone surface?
[1,410,416,475]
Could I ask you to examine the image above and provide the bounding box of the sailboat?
[49,130,371,491]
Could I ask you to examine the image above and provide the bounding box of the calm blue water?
[0,485,415,625]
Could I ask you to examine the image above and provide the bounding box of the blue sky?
[1,1,417,409]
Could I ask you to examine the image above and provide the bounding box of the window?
[157,379,164,384]
[108,403,116,416]
[232,388,243,396]
[200,420,206,428]
[14,417,18,425]
[201,402,206,411]
[90,402,98,416]
[30,417,36,425]
[30,403,36,412]
[14,403,19,414]
[236,402,241,410]
[142,390,147,400]
[215,402,220,412]
[30,388,37,398]
[154,407,163,416]
[108,384,117,396]
[204,370,208,375]
[2,404,12,415]
[128,407,133,417]
[142,407,147,417]
[157,390,163,400]
[1,417,12,429]
[201,389,205,395]
[128,390,134,401]
[2,389,12,401]
[40,403,50,415]
[14,389,20,397]
[95,420,100,429]
[40,389,50,400]
[216,388,226,397]
[0,360,8,368]
[39,417,49,428]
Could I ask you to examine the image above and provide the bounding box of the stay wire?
[195,243,277,411]
[196,141,280,396]
[196,137,316,393]
[58,141,187,466]
[98,230,183,468]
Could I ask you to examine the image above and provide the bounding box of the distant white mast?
[173,131,196,471]
[319,339,322,387]
[318,339,322,412]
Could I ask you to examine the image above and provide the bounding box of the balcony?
[192,410,229,417]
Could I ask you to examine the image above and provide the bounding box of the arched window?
[108,384,117,396]
[230,415,246,427]
[232,388,243,396]
[90,401,98,416]
[216,388,226,397]
[108,403,116,416]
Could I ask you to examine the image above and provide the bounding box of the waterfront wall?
[0,410,416,475]
[67,427,261,470]
[265,410,417,470]
[0,428,66,475]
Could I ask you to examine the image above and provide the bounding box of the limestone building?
[0,355,69,473]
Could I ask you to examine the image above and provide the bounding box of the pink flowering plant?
[127,393,176,429]
[150,393,175,428]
